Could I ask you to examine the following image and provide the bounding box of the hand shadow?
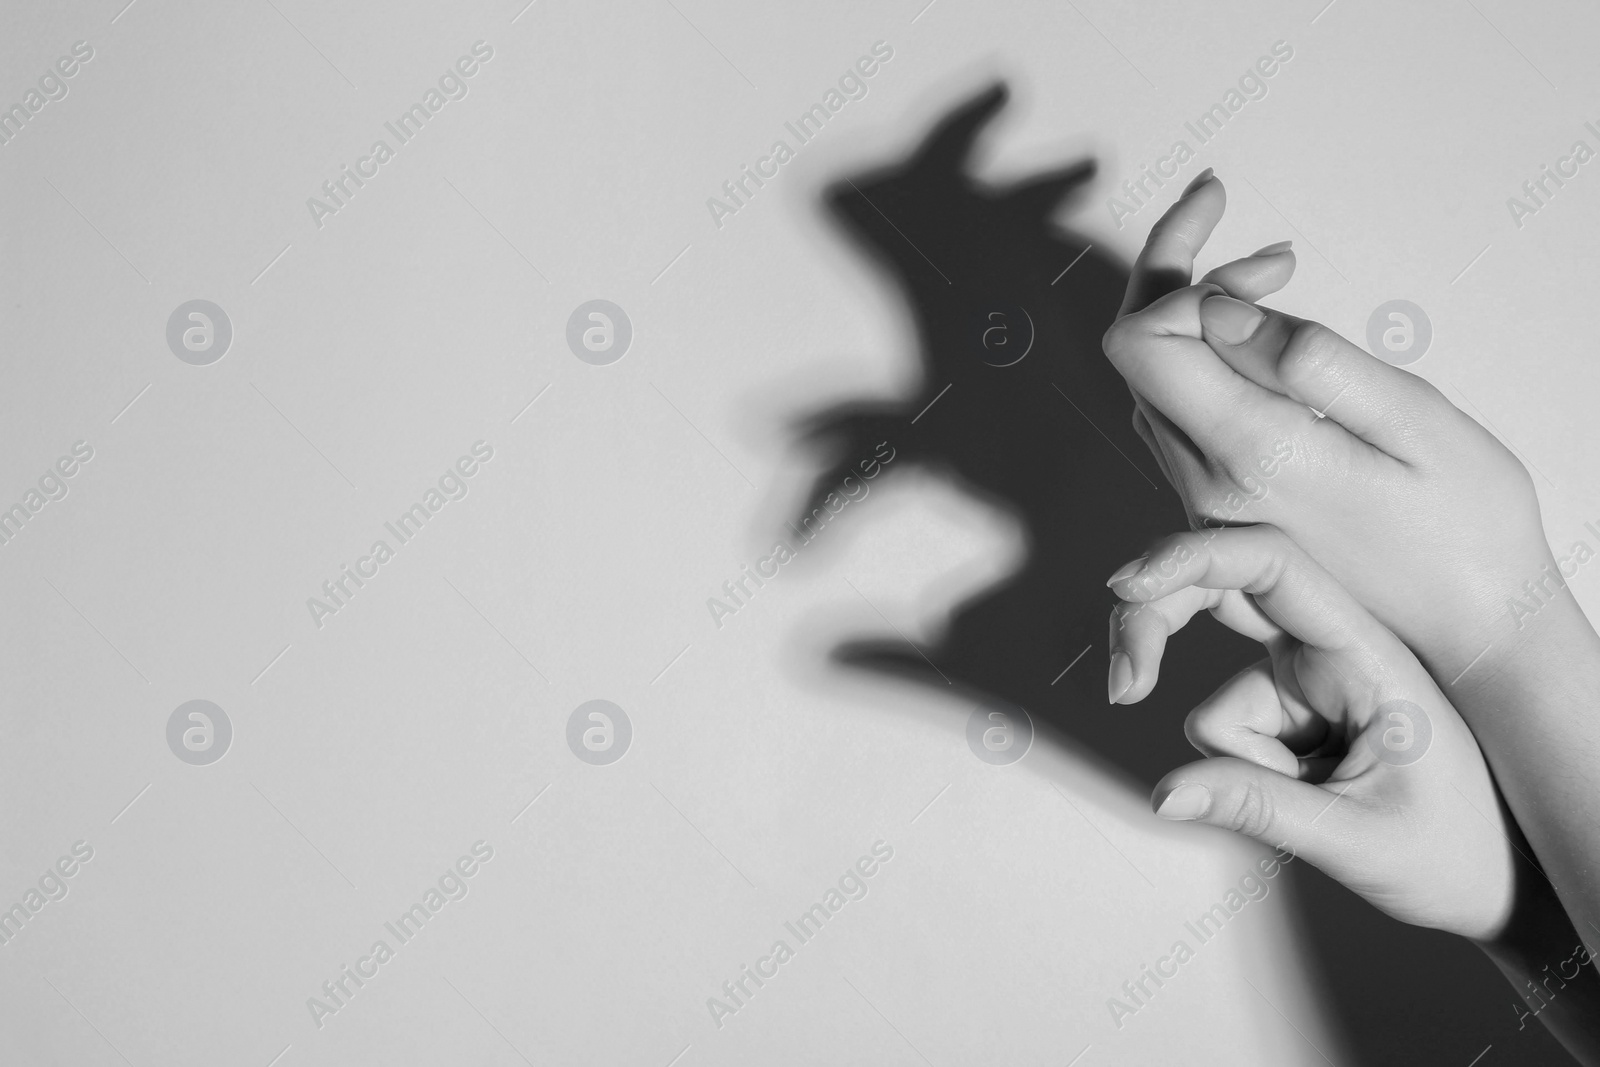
[792,81,1241,781]
[787,82,1574,1066]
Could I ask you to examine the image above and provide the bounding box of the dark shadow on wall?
[788,83,1571,1066]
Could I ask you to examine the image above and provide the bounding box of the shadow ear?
[907,81,1010,174]
[1002,159,1097,217]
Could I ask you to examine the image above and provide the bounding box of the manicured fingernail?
[1106,556,1147,587]
[1181,167,1215,196]
[1108,651,1133,704]
[1252,240,1293,256]
[1156,783,1211,820]
[1200,295,1264,345]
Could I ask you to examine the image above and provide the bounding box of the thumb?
[1153,758,1356,865]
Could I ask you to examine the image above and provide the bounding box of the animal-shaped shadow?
[793,82,1247,780]
[790,83,1574,1067]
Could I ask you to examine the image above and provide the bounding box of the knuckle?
[1138,534,1195,591]
[1387,371,1454,442]
[1222,778,1278,839]
[1112,598,1161,640]
[1505,451,1537,494]
[1195,456,1271,521]
[1151,212,1204,254]
[1183,704,1224,753]
[1276,320,1338,385]
[1102,317,1141,362]
[1485,443,1537,502]
[1412,374,1452,416]
[1214,447,1269,494]
[1249,521,1288,551]
[1250,523,1294,572]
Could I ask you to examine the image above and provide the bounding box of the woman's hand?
[1109,523,1521,940]
[1104,179,1600,1063]
[1102,172,1575,694]
[1112,524,1600,1062]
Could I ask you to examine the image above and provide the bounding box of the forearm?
[1444,593,1600,958]
[1479,868,1600,1065]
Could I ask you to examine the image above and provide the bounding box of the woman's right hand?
[1102,171,1580,696]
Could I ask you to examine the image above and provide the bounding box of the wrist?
[1445,591,1600,711]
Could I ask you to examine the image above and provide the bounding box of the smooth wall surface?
[1,1,1597,1064]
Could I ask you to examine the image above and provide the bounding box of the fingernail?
[1252,240,1293,256]
[1105,555,1147,587]
[1108,651,1133,704]
[1181,167,1215,196]
[1200,295,1264,345]
[1156,783,1211,821]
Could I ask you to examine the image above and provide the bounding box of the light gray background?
[2,0,1598,1064]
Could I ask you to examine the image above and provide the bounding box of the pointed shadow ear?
[1002,159,1097,216]
[908,81,1009,175]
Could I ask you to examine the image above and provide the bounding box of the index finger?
[1110,525,1391,666]
[1117,171,1227,317]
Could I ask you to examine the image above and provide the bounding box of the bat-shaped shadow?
[792,82,1246,781]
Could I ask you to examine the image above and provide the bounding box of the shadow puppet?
[788,83,1571,1066]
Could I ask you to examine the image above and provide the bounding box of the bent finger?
[1185,658,1332,775]
[1110,584,1282,704]
[1108,524,1392,664]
